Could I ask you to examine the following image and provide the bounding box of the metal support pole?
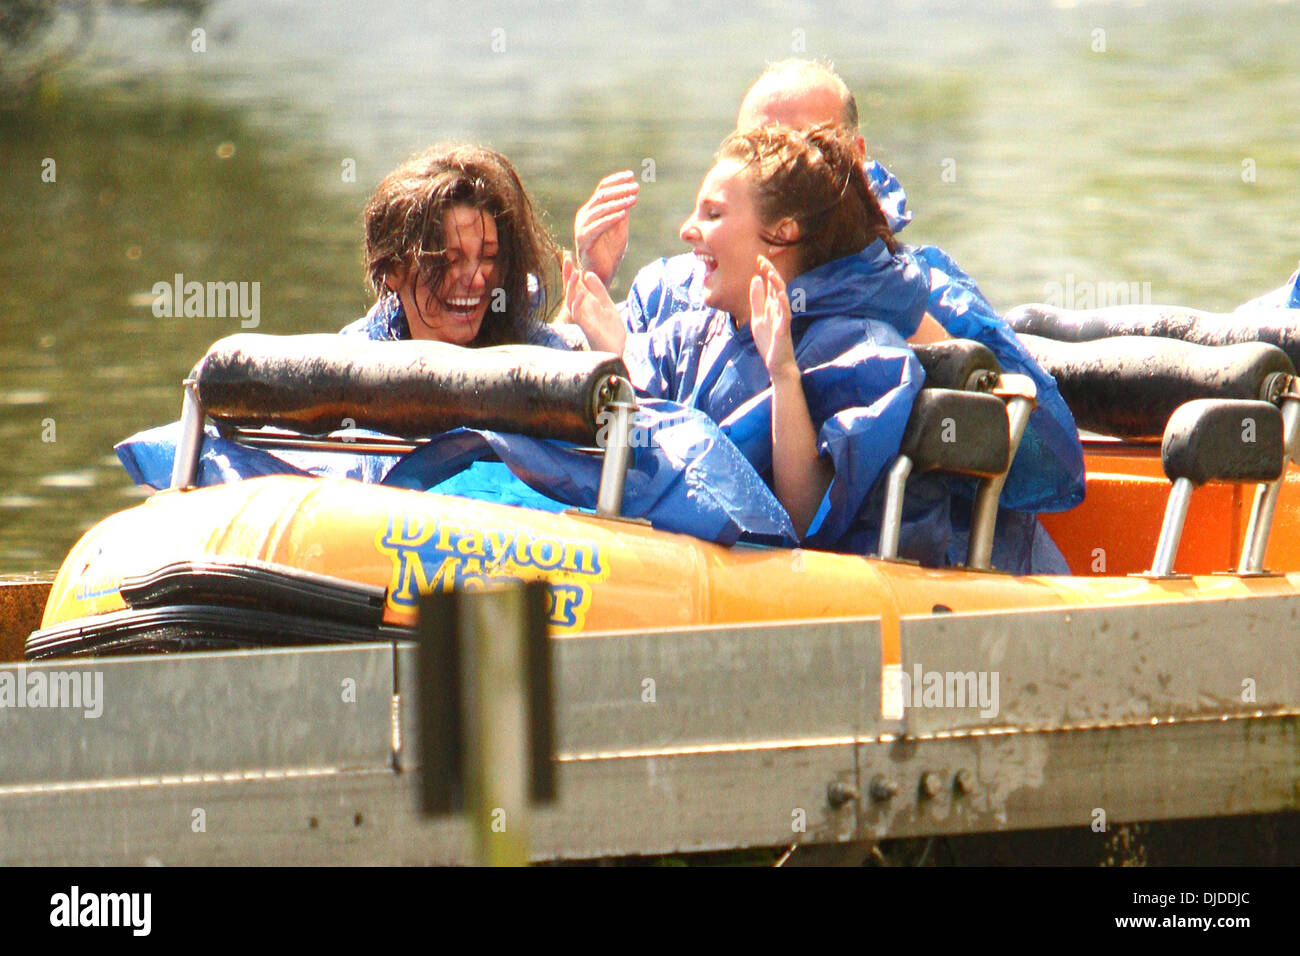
[419,583,553,867]
[595,378,637,519]
[878,456,914,560]
[460,587,532,866]
[1150,477,1195,577]
[1239,393,1300,573]
[967,375,1036,570]
[169,378,204,490]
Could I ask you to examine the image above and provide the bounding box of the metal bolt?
[869,775,898,802]
[954,769,975,795]
[827,780,858,808]
[919,771,943,799]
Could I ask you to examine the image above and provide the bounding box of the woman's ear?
[383,263,410,294]
[769,217,800,249]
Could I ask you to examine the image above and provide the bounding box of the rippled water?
[2,0,1299,572]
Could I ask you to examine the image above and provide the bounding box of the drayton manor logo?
[151,273,260,328]
[0,666,103,718]
[892,663,1000,718]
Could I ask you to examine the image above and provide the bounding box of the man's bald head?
[737,59,860,136]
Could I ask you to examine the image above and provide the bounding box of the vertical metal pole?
[1150,477,1194,577]
[595,378,637,518]
[878,457,914,560]
[461,587,532,867]
[418,584,553,867]
[1239,396,1300,572]
[967,388,1035,570]
[169,379,205,490]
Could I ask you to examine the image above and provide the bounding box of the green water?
[2,0,1300,572]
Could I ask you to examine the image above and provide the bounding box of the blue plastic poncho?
[1236,262,1300,311]
[912,245,1084,513]
[115,401,798,549]
[623,240,931,554]
[615,220,1084,517]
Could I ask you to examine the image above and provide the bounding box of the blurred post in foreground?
[418,581,555,866]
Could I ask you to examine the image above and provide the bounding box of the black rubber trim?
[25,604,412,661]
[119,559,385,627]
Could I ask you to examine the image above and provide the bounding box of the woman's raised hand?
[749,255,798,381]
[574,171,639,286]
[564,251,627,355]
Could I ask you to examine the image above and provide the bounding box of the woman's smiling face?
[678,158,771,324]
[395,204,499,344]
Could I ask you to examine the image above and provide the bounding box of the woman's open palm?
[749,256,798,380]
[563,252,626,354]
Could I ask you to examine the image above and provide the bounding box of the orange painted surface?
[40,473,1300,672]
[1043,441,1300,576]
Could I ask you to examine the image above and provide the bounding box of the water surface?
[2,0,1299,571]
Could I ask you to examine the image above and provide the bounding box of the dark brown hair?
[363,144,560,346]
[716,122,896,275]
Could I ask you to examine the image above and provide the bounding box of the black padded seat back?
[1161,399,1284,486]
[1006,302,1300,370]
[193,333,628,445]
[899,389,1011,478]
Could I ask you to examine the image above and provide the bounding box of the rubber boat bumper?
[27,559,409,660]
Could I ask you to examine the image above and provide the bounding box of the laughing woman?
[342,144,585,350]
[566,123,938,557]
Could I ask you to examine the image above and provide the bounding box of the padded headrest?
[1017,333,1293,440]
[899,389,1011,478]
[912,339,1001,391]
[193,334,629,446]
[1162,400,1284,486]
[1006,303,1300,370]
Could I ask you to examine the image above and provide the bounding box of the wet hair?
[752,58,859,130]
[363,143,560,346]
[716,122,896,275]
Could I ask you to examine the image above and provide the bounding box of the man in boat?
[572,59,1085,572]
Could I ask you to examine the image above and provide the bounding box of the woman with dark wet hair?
[342,143,585,349]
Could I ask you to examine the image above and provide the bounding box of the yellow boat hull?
[39,473,1300,666]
